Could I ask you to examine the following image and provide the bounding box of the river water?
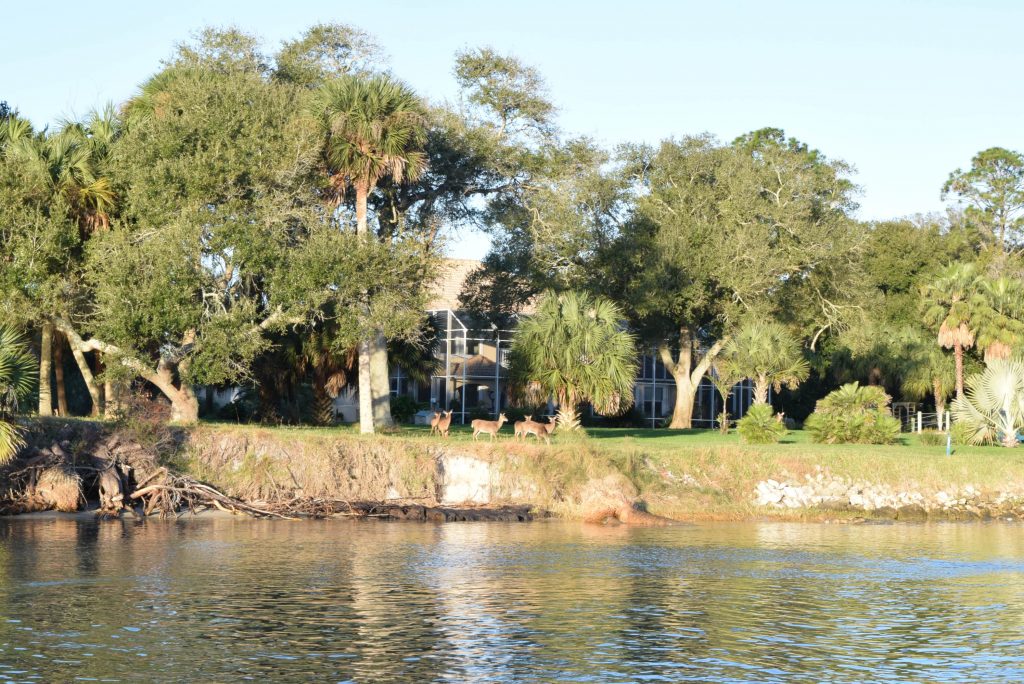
[1,517,1023,683]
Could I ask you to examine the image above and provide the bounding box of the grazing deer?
[436,410,453,438]
[522,416,555,445]
[429,411,442,436]
[514,415,533,441]
[472,413,508,441]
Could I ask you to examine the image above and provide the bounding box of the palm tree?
[309,74,428,434]
[0,326,37,465]
[509,290,638,430]
[922,263,979,400]
[3,109,118,417]
[973,276,1024,361]
[898,327,956,414]
[708,360,742,434]
[952,358,1024,448]
[720,320,809,405]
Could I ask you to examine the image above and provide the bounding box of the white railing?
[895,410,952,433]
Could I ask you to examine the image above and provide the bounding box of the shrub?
[804,383,901,444]
[390,395,419,423]
[736,404,786,444]
[951,419,984,446]
[951,358,1024,447]
[917,429,946,446]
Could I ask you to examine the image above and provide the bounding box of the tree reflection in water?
[0,518,1023,682]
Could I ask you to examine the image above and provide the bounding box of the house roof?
[451,354,503,380]
[426,258,481,311]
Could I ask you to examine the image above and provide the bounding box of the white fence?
[895,410,952,433]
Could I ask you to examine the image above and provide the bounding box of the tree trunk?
[668,382,696,429]
[753,375,770,405]
[358,338,374,434]
[169,386,200,424]
[68,345,102,417]
[104,379,120,418]
[369,330,393,428]
[659,327,729,430]
[954,343,964,400]
[932,378,946,416]
[54,335,68,416]
[38,322,53,417]
[355,182,377,434]
[311,368,335,426]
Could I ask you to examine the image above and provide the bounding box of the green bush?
[804,383,901,444]
[917,429,946,446]
[736,404,786,444]
[390,395,420,423]
[951,419,986,446]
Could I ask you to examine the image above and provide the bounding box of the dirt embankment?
[0,420,669,524]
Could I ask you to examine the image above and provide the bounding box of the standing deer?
[522,416,556,444]
[541,416,557,440]
[472,413,508,441]
[435,410,453,438]
[514,415,533,441]
[429,411,442,435]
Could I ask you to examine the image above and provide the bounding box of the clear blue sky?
[5,0,1022,259]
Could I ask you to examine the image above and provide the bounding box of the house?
[336,258,759,427]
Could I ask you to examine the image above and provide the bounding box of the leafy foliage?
[804,383,901,444]
[0,325,36,464]
[951,358,1024,447]
[509,290,637,429]
[736,404,786,444]
[943,147,1024,254]
[721,320,809,404]
[309,73,428,212]
[389,395,420,423]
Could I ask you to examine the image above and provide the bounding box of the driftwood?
[126,471,297,520]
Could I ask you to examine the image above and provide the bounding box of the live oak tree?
[603,129,862,428]
[61,65,328,422]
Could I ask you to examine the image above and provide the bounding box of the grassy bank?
[15,418,1024,522]
[189,421,1024,521]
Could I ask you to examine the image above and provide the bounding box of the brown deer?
[435,410,453,438]
[472,413,508,441]
[429,411,442,436]
[514,415,533,441]
[522,416,556,444]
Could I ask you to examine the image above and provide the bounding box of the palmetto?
[0,326,37,465]
[309,73,428,226]
[308,73,427,433]
[6,107,117,233]
[721,320,809,405]
[972,276,1024,361]
[922,263,979,399]
[952,358,1024,447]
[509,290,637,430]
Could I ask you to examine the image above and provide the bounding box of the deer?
[514,415,534,441]
[429,411,442,436]
[522,416,556,445]
[472,413,508,441]
[435,410,453,439]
